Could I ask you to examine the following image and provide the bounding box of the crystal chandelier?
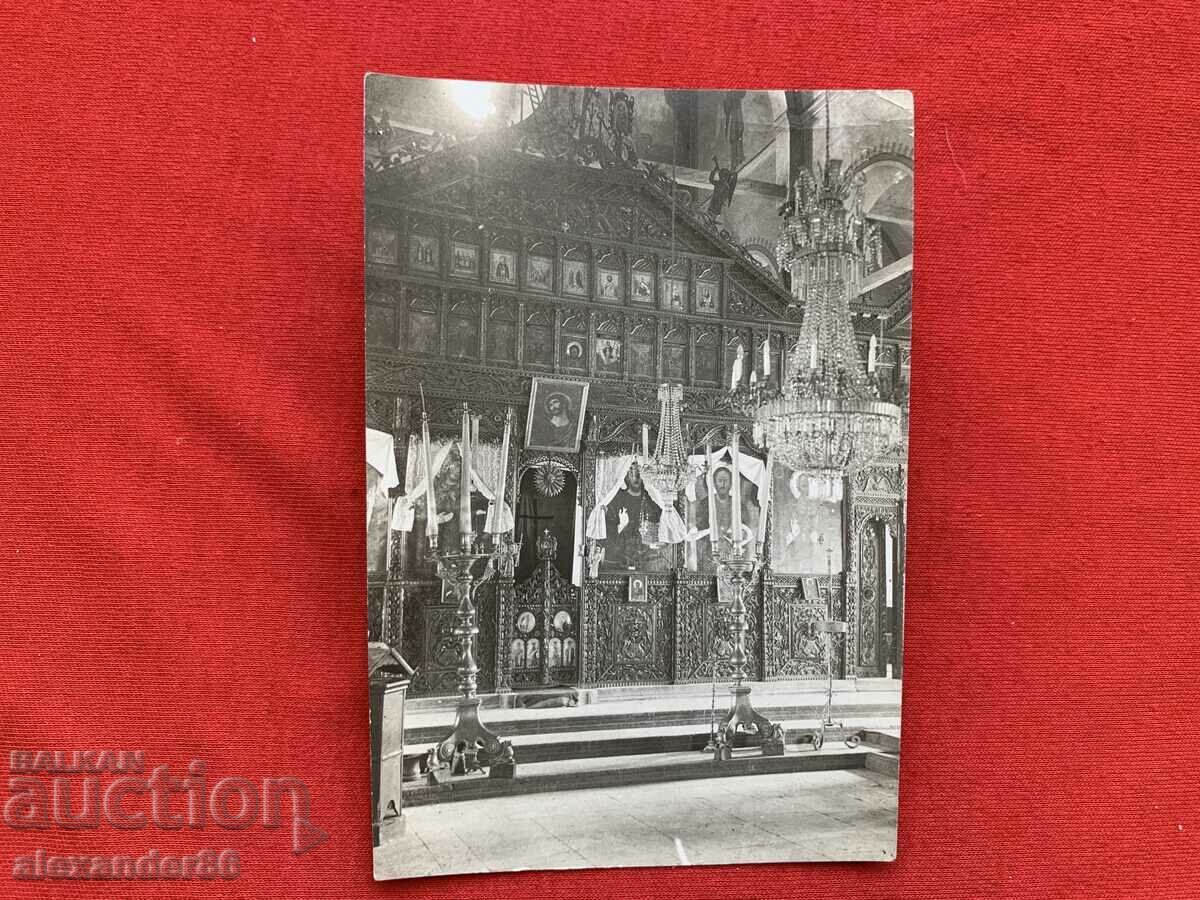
[640,382,700,502]
[742,94,902,500]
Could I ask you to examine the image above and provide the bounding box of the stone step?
[408,719,898,765]
[865,752,899,778]
[403,744,890,808]
[406,700,901,745]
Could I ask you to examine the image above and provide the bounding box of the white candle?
[762,338,771,377]
[493,407,513,535]
[730,429,743,552]
[642,423,649,459]
[422,411,438,541]
[868,334,877,373]
[705,442,719,552]
[756,450,772,557]
[459,404,473,547]
[809,341,818,371]
[749,370,757,385]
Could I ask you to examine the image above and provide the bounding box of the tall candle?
[642,423,649,459]
[459,404,473,547]
[494,406,513,535]
[422,411,438,541]
[756,450,773,557]
[809,341,818,371]
[705,442,719,552]
[730,428,743,552]
[762,337,771,377]
[868,334,877,373]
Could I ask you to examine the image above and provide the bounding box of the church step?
[865,752,899,778]
[405,700,901,745]
[407,720,899,766]
[404,677,902,714]
[402,745,886,808]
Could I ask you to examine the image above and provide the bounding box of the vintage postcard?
[366,75,912,878]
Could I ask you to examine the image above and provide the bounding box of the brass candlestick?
[715,551,784,758]
[430,535,516,779]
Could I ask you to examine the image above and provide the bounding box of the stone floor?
[374,768,897,880]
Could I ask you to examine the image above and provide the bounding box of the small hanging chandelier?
[739,92,902,499]
[639,382,701,503]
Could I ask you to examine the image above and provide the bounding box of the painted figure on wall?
[600,462,666,572]
[688,464,761,571]
[599,271,619,299]
[770,469,844,574]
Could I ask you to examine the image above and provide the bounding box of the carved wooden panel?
[858,521,882,670]
[847,500,898,680]
[762,577,827,679]
[674,575,762,683]
[401,580,497,697]
[585,576,673,685]
[367,584,384,643]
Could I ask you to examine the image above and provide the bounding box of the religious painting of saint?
[597,269,621,300]
[527,255,553,290]
[696,280,718,312]
[562,260,587,295]
[367,225,398,265]
[632,270,654,302]
[599,461,672,573]
[451,242,478,277]
[595,337,622,376]
[770,468,844,574]
[409,233,438,271]
[525,377,588,453]
[686,462,762,572]
[490,248,516,284]
[630,341,655,379]
[629,574,648,603]
[516,611,536,634]
[561,338,586,371]
[662,276,686,310]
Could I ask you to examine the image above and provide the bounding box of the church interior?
[364,79,912,876]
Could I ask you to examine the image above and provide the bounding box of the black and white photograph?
[365,75,912,879]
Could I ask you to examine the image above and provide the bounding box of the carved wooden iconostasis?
[365,106,909,697]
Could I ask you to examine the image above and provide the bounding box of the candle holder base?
[434,696,516,779]
[720,685,785,758]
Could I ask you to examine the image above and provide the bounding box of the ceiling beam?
[858,254,912,295]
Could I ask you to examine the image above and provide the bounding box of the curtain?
[391,437,454,534]
[391,436,513,535]
[366,428,400,529]
[467,441,515,534]
[585,455,635,541]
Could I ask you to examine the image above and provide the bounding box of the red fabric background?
[2,3,1198,897]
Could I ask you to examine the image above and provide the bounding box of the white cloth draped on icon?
[390,436,514,534]
[584,454,687,544]
[366,428,400,529]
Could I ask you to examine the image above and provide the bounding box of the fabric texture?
[1,4,1199,899]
